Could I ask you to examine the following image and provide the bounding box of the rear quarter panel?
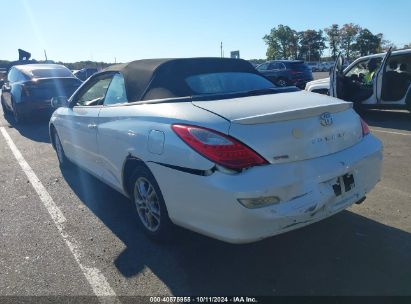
[96,102,230,192]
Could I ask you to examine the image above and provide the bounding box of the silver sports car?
[49,58,382,243]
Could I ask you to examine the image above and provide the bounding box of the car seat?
[382,63,411,101]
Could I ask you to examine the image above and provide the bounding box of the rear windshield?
[285,62,310,70]
[26,67,73,78]
[185,72,274,95]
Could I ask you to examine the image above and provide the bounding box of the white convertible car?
[49,58,382,243]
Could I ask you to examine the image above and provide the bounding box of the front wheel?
[130,165,174,241]
[53,129,70,168]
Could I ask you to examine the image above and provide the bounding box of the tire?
[276,78,288,87]
[1,98,11,117]
[53,129,70,168]
[129,165,174,241]
[12,101,24,124]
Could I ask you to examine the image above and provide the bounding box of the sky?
[2,0,410,62]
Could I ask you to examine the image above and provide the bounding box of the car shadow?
[2,113,51,143]
[61,165,411,296]
[362,109,411,132]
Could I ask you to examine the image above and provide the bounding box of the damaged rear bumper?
[148,134,383,244]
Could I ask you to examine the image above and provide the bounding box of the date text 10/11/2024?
[149,297,258,303]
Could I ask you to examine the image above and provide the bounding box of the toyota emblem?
[320,112,333,127]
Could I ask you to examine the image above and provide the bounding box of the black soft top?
[104,58,259,101]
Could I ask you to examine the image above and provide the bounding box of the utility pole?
[308,44,311,62]
[44,49,48,61]
[220,42,223,58]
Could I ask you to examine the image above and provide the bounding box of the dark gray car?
[1,64,82,123]
[256,60,314,89]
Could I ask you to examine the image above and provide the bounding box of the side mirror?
[51,96,69,108]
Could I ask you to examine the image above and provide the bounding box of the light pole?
[220,42,223,58]
[308,44,311,62]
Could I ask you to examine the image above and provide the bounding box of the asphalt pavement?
[0,85,411,298]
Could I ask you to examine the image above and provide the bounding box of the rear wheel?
[12,101,24,124]
[276,78,288,87]
[1,98,11,116]
[129,165,174,241]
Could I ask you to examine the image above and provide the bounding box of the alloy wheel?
[134,177,161,232]
[277,79,287,87]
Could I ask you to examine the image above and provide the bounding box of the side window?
[75,77,112,106]
[257,63,269,71]
[104,73,128,105]
[269,62,281,70]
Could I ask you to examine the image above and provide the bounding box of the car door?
[330,54,344,98]
[96,73,130,192]
[61,74,113,176]
[375,48,393,103]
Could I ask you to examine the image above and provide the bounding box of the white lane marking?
[370,128,411,136]
[0,127,117,300]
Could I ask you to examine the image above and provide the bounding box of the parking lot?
[0,73,410,298]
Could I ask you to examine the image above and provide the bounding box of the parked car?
[256,60,314,88]
[306,62,321,72]
[1,64,82,123]
[73,68,98,81]
[305,49,411,111]
[0,69,6,87]
[49,57,382,244]
[319,62,334,72]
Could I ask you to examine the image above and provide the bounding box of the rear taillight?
[360,118,370,136]
[171,124,268,170]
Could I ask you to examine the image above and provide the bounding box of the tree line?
[263,24,407,62]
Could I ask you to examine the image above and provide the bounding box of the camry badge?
[319,112,333,127]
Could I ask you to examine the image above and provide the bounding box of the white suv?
[305,49,411,111]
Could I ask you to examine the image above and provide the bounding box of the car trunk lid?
[192,91,363,164]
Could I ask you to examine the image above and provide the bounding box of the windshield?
[185,72,275,95]
[345,58,382,78]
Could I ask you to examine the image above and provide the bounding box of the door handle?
[87,124,97,129]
